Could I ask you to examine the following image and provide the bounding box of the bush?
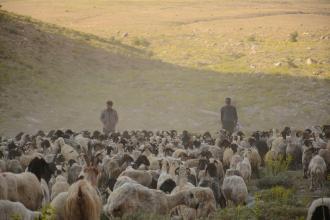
[289,31,298,42]
[247,35,256,42]
[41,204,56,220]
[214,205,256,220]
[132,37,151,47]
[257,173,294,189]
[257,186,294,205]
[265,155,292,176]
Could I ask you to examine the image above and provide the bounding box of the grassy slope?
[1,0,330,77]
[0,8,329,136]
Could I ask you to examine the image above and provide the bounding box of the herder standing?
[220,97,238,134]
[100,100,119,135]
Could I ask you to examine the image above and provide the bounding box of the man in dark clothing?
[100,100,119,135]
[220,97,238,134]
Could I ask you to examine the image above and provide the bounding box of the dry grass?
[2,0,329,77]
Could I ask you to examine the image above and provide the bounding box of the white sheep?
[222,175,248,206]
[41,178,50,206]
[0,200,41,220]
[318,148,330,171]
[51,175,69,201]
[104,182,199,218]
[223,148,234,169]
[119,168,154,188]
[113,176,139,191]
[50,192,68,220]
[0,172,43,210]
[171,185,217,220]
[230,154,242,170]
[243,147,261,177]
[236,157,251,182]
[308,155,327,190]
[57,137,79,162]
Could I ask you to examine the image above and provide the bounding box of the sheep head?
[79,145,104,187]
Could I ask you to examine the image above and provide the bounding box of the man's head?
[225,97,231,105]
[106,100,113,110]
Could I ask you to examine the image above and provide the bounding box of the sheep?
[51,192,68,220]
[0,172,43,210]
[157,159,177,193]
[230,154,242,170]
[132,154,150,170]
[51,175,69,201]
[318,148,330,172]
[223,147,234,170]
[104,182,199,218]
[57,137,79,163]
[285,132,302,170]
[202,145,224,162]
[225,168,242,177]
[302,140,316,178]
[0,159,6,171]
[6,159,23,173]
[306,197,330,220]
[308,155,327,190]
[0,200,41,220]
[222,175,248,206]
[184,158,200,169]
[65,179,102,220]
[271,136,287,158]
[41,178,50,206]
[171,185,217,220]
[27,157,56,184]
[119,169,154,188]
[236,157,251,182]
[67,162,82,184]
[113,175,139,190]
[243,147,261,178]
[252,131,269,166]
[19,152,43,170]
[173,148,189,161]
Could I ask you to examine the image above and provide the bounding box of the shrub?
[265,155,292,176]
[286,57,298,68]
[41,204,56,220]
[247,35,256,42]
[258,186,294,204]
[132,37,150,47]
[289,31,298,42]
[10,214,21,220]
[257,173,293,189]
[214,205,256,220]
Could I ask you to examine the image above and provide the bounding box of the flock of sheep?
[0,126,329,220]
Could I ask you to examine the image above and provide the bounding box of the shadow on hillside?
[0,10,329,136]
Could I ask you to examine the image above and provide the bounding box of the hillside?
[0,10,329,136]
[2,0,330,77]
